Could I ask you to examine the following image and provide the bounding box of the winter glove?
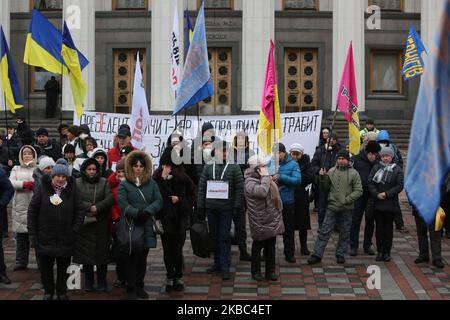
[135,209,149,225]
[23,181,34,191]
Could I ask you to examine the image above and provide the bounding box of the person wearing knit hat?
[33,157,56,195]
[268,141,301,263]
[307,147,363,266]
[33,128,62,162]
[28,156,86,300]
[35,128,49,138]
[348,140,381,257]
[290,143,314,256]
[115,159,125,172]
[51,160,70,178]
[367,143,404,262]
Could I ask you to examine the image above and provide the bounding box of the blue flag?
[405,1,450,226]
[173,1,213,115]
[402,25,427,81]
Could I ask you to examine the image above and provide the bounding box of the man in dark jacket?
[197,141,244,281]
[311,133,342,228]
[5,123,22,164]
[349,141,381,256]
[230,131,255,261]
[269,143,301,263]
[32,128,62,162]
[16,117,34,146]
[308,150,363,265]
[0,167,14,284]
[44,76,61,118]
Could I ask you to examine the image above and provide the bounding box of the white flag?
[130,51,150,150]
[171,1,181,95]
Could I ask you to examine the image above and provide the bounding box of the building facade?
[0,0,445,119]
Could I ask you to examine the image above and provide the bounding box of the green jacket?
[118,179,163,248]
[197,162,244,211]
[320,165,363,212]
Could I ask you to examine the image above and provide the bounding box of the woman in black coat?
[153,148,195,293]
[27,161,85,300]
[367,147,404,262]
[290,144,313,255]
[73,158,113,292]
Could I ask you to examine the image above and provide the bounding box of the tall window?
[112,0,148,10]
[284,48,318,112]
[31,0,62,11]
[370,50,403,94]
[283,0,318,10]
[30,67,62,93]
[199,48,232,116]
[368,0,404,11]
[199,0,234,10]
[114,49,147,114]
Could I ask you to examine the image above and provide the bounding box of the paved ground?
[1,192,450,301]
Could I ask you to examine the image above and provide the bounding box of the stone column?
[242,0,275,112]
[62,0,96,112]
[151,0,184,112]
[421,0,446,51]
[332,0,365,111]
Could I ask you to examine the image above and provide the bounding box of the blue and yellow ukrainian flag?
[184,8,194,59]
[0,26,24,113]
[23,9,68,74]
[61,22,89,119]
[402,25,427,81]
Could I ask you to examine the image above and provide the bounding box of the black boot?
[299,232,310,256]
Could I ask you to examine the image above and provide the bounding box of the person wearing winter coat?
[197,141,244,281]
[245,155,284,282]
[27,160,86,300]
[91,148,113,179]
[349,141,381,257]
[311,133,342,228]
[73,136,97,177]
[62,143,76,176]
[32,128,62,162]
[269,143,301,263]
[117,150,163,300]
[153,148,195,293]
[73,158,113,292]
[413,208,444,269]
[0,167,14,284]
[108,125,136,171]
[308,150,363,265]
[367,147,404,262]
[9,145,37,271]
[16,117,34,146]
[376,130,407,234]
[33,156,56,193]
[108,159,126,289]
[290,143,313,256]
[230,131,255,261]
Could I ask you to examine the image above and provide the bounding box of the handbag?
[136,188,164,235]
[83,183,98,226]
[190,220,213,258]
[115,205,145,255]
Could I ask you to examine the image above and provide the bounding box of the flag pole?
[60,11,65,146]
[3,93,10,160]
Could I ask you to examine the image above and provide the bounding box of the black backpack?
[190,221,213,258]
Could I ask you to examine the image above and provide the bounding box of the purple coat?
[244,169,284,241]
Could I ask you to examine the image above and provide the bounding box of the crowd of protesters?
[0,117,449,300]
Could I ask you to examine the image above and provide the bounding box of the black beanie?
[337,149,350,161]
[365,140,381,154]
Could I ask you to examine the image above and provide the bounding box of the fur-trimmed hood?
[18,145,37,168]
[125,150,153,185]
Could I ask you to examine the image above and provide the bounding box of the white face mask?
[203,148,212,160]
[79,133,89,140]
[379,143,387,148]
[173,144,182,152]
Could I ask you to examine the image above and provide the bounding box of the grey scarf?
[372,162,396,185]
